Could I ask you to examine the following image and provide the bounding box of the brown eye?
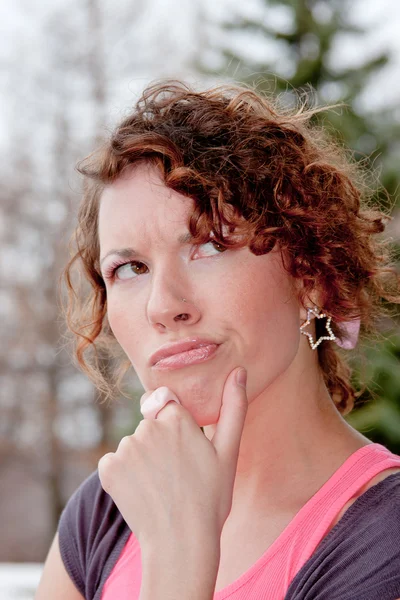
[115,261,148,280]
[203,239,227,254]
[210,240,227,252]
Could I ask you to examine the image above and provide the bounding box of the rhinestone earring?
[300,305,336,350]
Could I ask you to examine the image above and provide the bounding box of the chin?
[141,365,227,421]
[191,402,222,426]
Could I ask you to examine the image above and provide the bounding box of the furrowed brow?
[100,232,194,267]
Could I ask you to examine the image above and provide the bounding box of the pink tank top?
[101,443,400,599]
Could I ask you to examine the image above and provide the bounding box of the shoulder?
[355,466,400,497]
[58,470,107,547]
[58,469,130,600]
[330,467,400,529]
[286,472,400,600]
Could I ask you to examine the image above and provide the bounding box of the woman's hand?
[97,366,248,551]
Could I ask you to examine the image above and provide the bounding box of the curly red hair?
[59,79,400,415]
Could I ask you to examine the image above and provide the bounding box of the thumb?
[211,367,248,464]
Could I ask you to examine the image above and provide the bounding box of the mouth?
[152,344,220,370]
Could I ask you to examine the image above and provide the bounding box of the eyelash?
[103,239,227,281]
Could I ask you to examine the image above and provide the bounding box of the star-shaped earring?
[300,305,336,350]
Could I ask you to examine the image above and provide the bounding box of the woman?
[35,80,400,600]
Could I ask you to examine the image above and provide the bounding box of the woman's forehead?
[98,181,199,265]
[100,167,191,226]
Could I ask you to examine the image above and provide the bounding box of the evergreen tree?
[199,0,400,206]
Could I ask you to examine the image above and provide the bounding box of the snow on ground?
[0,564,43,600]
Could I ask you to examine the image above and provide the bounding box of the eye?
[104,260,148,281]
[103,239,227,282]
[196,239,227,256]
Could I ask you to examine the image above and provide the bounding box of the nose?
[146,265,201,330]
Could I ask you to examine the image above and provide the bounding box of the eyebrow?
[100,232,194,268]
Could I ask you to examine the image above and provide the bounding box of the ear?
[297,285,325,322]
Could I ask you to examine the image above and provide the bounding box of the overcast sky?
[1,0,400,136]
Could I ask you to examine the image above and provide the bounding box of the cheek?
[228,256,300,366]
[106,296,142,359]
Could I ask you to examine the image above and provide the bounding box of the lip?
[149,337,220,367]
[152,344,220,371]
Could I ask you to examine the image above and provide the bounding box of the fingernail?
[236,368,247,389]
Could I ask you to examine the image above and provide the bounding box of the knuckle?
[98,453,115,491]
[135,418,153,436]
[171,409,184,423]
[117,435,134,452]
[98,452,113,471]
[167,411,184,429]
[136,418,151,429]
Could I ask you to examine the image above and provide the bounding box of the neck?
[203,356,370,516]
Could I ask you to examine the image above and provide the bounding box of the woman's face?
[98,162,304,426]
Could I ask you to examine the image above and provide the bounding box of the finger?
[211,367,248,464]
[139,390,154,409]
[140,386,181,420]
[154,399,183,420]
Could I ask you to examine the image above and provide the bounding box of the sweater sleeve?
[58,470,102,597]
[57,469,131,600]
[285,472,400,600]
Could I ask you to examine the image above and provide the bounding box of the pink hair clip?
[334,318,361,349]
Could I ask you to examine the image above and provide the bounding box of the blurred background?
[1,0,400,597]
